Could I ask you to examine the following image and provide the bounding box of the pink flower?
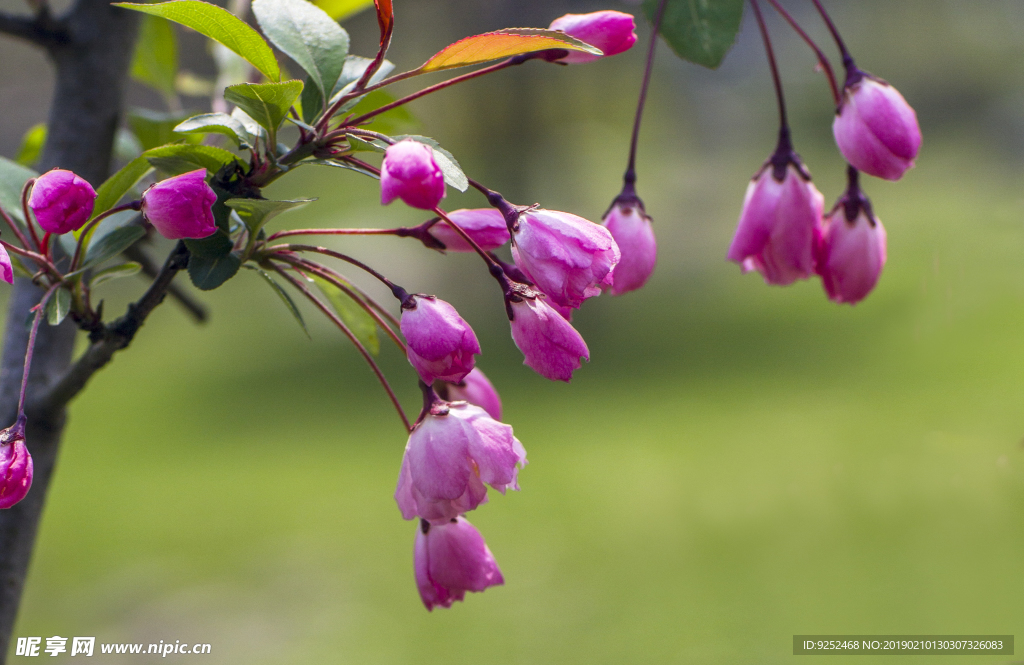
[815,172,887,304]
[414,516,504,611]
[549,11,638,64]
[602,199,656,295]
[833,75,921,181]
[0,423,32,509]
[400,295,481,385]
[381,140,446,210]
[508,294,589,382]
[141,169,217,240]
[395,401,526,524]
[727,156,824,285]
[445,367,502,421]
[511,209,620,309]
[0,244,13,285]
[28,169,96,234]
[428,209,510,252]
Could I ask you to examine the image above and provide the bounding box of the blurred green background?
[1,0,1024,662]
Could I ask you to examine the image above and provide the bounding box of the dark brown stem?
[0,7,68,46]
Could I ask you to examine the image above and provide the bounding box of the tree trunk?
[0,2,138,659]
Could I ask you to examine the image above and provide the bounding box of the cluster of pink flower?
[729,0,922,305]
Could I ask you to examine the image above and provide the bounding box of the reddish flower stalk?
[764,0,840,106]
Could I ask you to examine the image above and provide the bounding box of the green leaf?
[225,198,313,237]
[644,0,744,69]
[252,0,348,100]
[128,108,202,151]
[15,124,46,168]
[90,262,143,289]
[313,0,372,21]
[245,265,308,336]
[91,156,152,222]
[46,288,71,326]
[312,275,378,354]
[113,1,281,81]
[298,75,323,124]
[223,80,304,140]
[0,157,37,225]
[174,112,255,148]
[397,135,468,192]
[83,225,146,267]
[144,143,247,176]
[131,14,179,99]
[188,250,241,290]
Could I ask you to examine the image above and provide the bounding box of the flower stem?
[21,179,42,253]
[268,243,409,303]
[623,0,668,197]
[751,0,789,133]
[69,201,142,271]
[18,284,59,415]
[765,0,840,106]
[0,204,33,250]
[809,0,854,70]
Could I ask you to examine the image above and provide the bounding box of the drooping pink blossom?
[815,170,887,304]
[511,209,620,309]
[414,516,504,611]
[833,75,921,181]
[508,294,589,382]
[428,209,510,252]
[727,154,824,285]
[400,295,480,385]
[28,168,96,234]
[395,401,526,525]
[380,140,446,210]
[549,11,638,64]
[445,367,502,421]
[140,169,217,240]
[0,244,13,285]
[0,424,32,509]
[602,199,656,295]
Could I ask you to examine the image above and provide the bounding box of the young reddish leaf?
[419,28,602,73]
[373,0,393,38]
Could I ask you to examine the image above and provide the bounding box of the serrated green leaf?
[345,134,385,153]
[245,265,308,336]
[128,108,202,151]
[114,0,281,81]
[174,112,254,148]
[645,0,744,69]
[131,14,179,100]
[313,0,371,21]
[0,157,37,225]
[225,198,313,237]
[396,135,468,192]
[299,74,322,124]
[90,262,143,289]
[45,288,71,326]
[15,124,46,168]
[83,225,146,267]
[252,0,348,100]
[188,250,241,290]
[312,274,378,355]
[223,80,303,141]
[144,143,247,176]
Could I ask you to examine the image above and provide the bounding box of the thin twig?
[122,243,207,322]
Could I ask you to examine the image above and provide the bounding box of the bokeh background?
[1,0,1023,662]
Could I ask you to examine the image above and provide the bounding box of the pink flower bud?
[395,402,526,524]
[0,425,32,509]
[28,169,97,234]
[833,76,921,181]
[815,178,887,305]
[509,295,589,382]
[400,295,481,385]
[140,169,217,240]
[414,516,504,611]
[602,200,656,295]
[511,209,620,309]
[0,244,13,285]
[549,11,638,64]
[727,158,824,285]
[428,209,510,252]
[445,367,502,421]
[381,140,446,210]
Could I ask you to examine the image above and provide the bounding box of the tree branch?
[0,8,69,47]
[122,243,207,323]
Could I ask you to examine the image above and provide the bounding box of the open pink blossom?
[0,245,13,285]
[833,75,921,181]
[0,424,32,509]
[509,294,589,382]
[445,367,502,421]
[415,516,504,611]
[602,199,656,295]
[381,140,445,210]
[512,209,620,309]
[727,156,824,285]
[549,11,637,64]
[428,209,510,252]
[815,173,887,304]
[28,168,96,234]
[395,401,526,525]
[141,169,217,240]
[401,295,480,385]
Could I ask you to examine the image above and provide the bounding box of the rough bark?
[0,1,138,659]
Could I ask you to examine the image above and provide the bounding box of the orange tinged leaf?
[419,28,603,73]
[373,0,392,36]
